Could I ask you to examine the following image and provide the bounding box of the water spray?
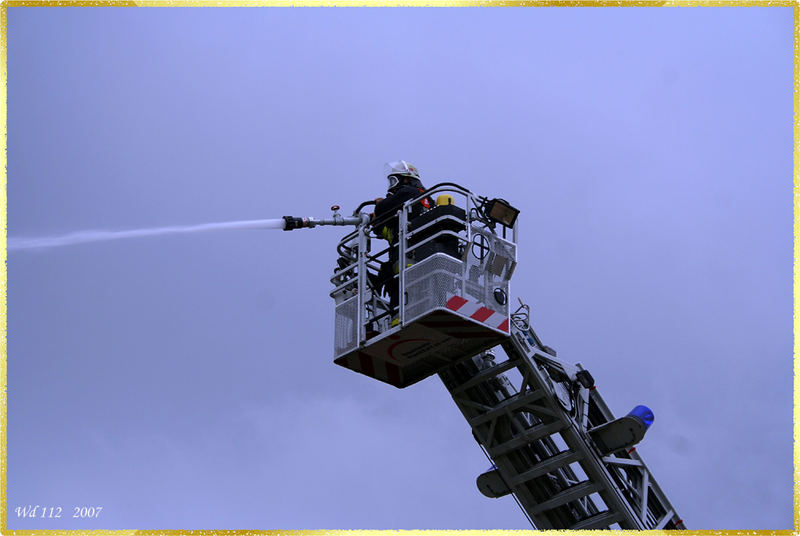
[8,206,370,252]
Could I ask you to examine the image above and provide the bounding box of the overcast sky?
[6,6,793,530]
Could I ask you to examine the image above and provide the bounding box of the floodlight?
[485,198,520,227]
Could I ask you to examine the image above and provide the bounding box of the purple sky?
[6,6,793,530]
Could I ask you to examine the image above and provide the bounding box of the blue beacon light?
[627,405,655,429]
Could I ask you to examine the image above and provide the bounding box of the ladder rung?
[570,509,624,530]
[488,421,565,457]
[467,390,547,427]
[530,481,604,516]
[509,450,583,486]
[451,360,517,395]
[602,455,643,467]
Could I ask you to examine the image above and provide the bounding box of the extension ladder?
[438,308,686,530]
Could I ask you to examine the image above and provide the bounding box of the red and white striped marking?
[445,295,509,333]
[335,298,510,388]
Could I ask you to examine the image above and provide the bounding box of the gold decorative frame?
[0,1,796,534]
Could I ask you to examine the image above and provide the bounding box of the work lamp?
[485,198,520,227]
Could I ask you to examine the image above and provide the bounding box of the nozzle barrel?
[282,214,369,231]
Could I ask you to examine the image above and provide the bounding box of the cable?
[511,301,530,332]
[351,199,377,216]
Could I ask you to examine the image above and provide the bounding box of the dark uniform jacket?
[373,183,428,304]
[373,184,427,248]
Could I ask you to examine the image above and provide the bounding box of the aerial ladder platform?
[287,182,685,529]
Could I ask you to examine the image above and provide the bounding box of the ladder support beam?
[602,455,644,467]
[509,450,583,486]
[489,421,566,458]
[451,359,517,395]
[468,390,547,427]
[530,480,604,516]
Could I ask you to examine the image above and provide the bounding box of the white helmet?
[384,160,420,190]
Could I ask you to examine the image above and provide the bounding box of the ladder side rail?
[502,412,587,527]
[439,357,562,525]
[499,387,602,527]
[556,425,644,529]
[502,329,648,529]
[635,452,685,528]
[439,357,565,528]
[476,351,601,525]
[607,448,684,529]
[440,353,601,528]
[440,358,564,527]
[507,322,685,529]
[489,362,601,523]
[435,312,685,529]
[587,390,686,529]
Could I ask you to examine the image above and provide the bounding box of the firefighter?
[372,160,430,317]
